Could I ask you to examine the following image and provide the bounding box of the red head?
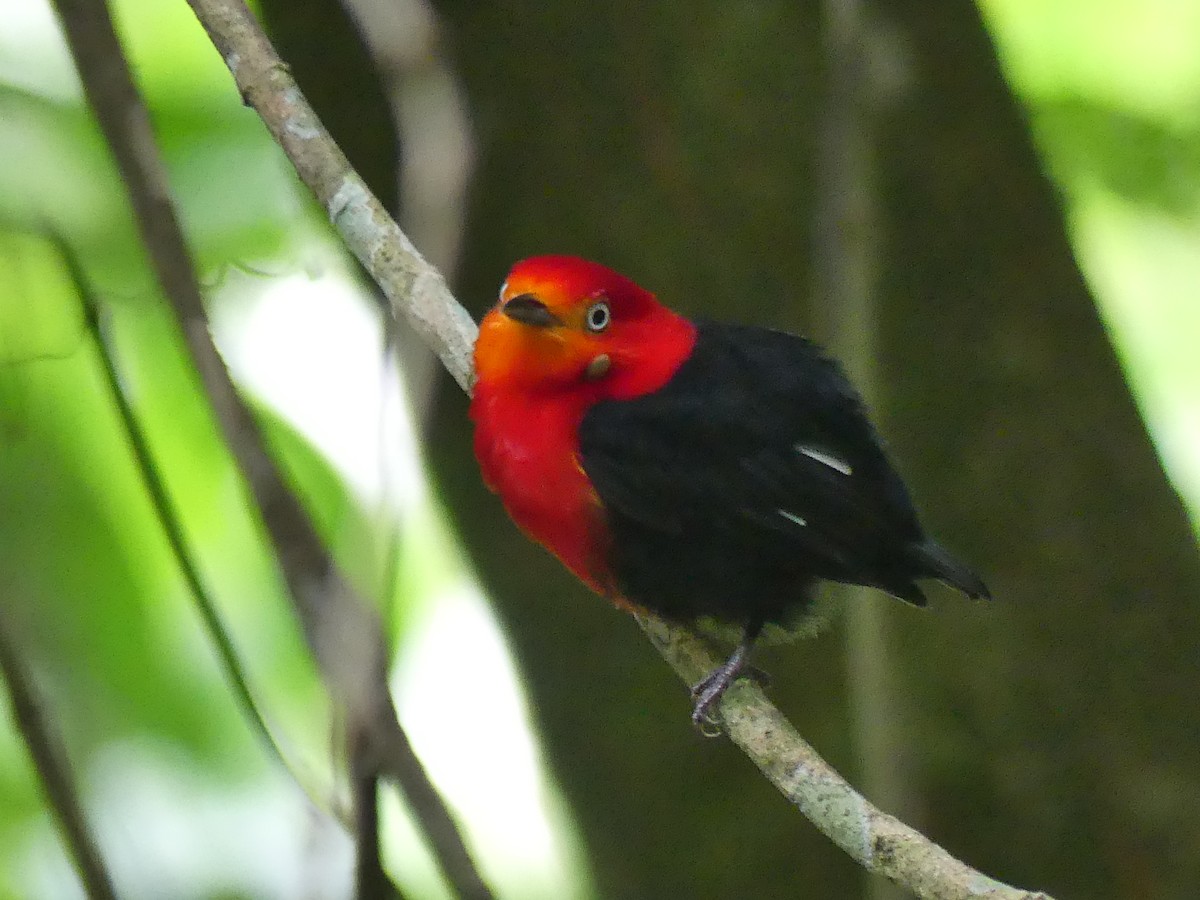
[473,256,696,401]
[471,257,696,592]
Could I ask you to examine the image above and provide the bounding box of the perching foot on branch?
[690,624,762,735]
[182,6,1058,893]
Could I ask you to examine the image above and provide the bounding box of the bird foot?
[688,624,764,736]
[689,664,769,736]
[690,671,730,737]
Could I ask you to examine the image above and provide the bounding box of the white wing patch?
[796,444,853,476]
[777,509,808,527]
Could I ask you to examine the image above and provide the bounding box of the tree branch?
[814,2,908,898]
[173,0,1053,896]
[349,723,406,900]
[49,1,492,897]
[635,616,1050,900]
[0,610,119,900]
[190,0,478,394]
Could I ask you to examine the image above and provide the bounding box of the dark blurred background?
[1,0,1199,897]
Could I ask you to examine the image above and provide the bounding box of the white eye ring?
[585,300,611,333]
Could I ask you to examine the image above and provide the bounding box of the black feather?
[578,320,987,627]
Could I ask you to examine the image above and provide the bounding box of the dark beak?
[502,294,561,328]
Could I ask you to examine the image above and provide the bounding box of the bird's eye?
[585,300,611,333]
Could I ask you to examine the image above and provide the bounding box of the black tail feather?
[907,540,991,600]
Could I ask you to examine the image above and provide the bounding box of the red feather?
[470,255,989,729]
[470,256,695,591]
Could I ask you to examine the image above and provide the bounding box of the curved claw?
[692,711,723,738]
[687,623,765,735]
[690,675,729,736]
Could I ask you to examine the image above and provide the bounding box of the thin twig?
[50,1,492,897]
[349,725,406,900]
[0,610,119,900]
[352,770,389,899]
[177,1,1059,897]
[814,3,907,899]
[49,235,346,826]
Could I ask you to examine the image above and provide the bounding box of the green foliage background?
[0,0,1197,897]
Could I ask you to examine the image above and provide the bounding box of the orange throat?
[470,284,696,601]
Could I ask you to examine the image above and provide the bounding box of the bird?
[470,255,990,730]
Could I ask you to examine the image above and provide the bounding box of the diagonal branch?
[183,0,477,394]
[635,616,1050,899]
[0,610,119,900]
[348,723,406,900]
[49,1,492,897]
[178,0,1051,896]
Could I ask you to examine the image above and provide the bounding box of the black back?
[578,320,932,626]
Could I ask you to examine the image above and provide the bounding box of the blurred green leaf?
[1032,99,1200,215]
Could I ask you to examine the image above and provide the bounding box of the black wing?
[578,321,960,624]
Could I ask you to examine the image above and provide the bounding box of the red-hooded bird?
[470,256,989,729]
